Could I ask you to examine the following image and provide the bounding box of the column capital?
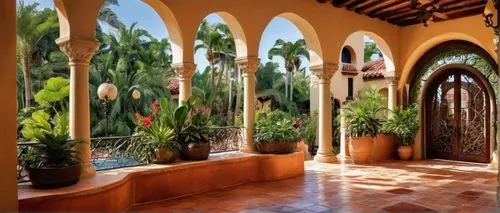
[383,72,399,85]
[236,56,260,75]
[172,62,196,79]
[310,63,338,81]
[56,36,99,64]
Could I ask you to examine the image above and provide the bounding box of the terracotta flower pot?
[154,148,180,164]
[28,164,81,189]
[349,136,374,164]
[370,134,397,162]
[398,146,413,160]
[180,142,211,161]
[257,141,297,154]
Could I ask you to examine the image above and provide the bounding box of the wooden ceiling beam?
[314,0,488,27]
[369,0,410,17]
[397,19,422,26]
[443,4,487,16]
[355,0,391,14]
[385,9,419,21]
[346,0,376,11]
[441,0,485,12]
[331,0,351,7]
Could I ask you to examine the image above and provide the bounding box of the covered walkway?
[133,160,497,213]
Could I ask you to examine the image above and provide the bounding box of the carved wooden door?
[426,70,490,163]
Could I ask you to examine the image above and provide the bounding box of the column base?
[80,162,96,179]
[240,146,258,153]
[314,154,338,163]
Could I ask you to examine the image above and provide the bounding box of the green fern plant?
[255,110,299,145]
[383,105,419,146]
[20,110,81,168]
[342,85,386,137]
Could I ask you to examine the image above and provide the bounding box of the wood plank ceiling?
[316,0,487,26]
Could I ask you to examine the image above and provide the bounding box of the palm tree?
[16,1,58,107]
[255,62,299,114]
[194,20,224,108]
[268,39,309,102]
[97,0,125,30]
[90,23,174,136]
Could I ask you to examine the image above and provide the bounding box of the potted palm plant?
[342,86,383,164]
[135,100,180,164]
[384,105,419,160]
[20,110,82,189]
[255,110,299,154]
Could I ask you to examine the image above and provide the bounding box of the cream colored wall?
[330,32,364,102]
[0,0,19,211]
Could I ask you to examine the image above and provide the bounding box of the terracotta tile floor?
[131,160,499,213]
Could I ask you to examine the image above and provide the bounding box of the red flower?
[150,100,159,114]
[142,117,152,128]
[135,111,141,119]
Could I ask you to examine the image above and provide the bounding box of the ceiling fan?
[410,0,449,26]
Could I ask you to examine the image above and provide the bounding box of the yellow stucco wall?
[0,0,19,211]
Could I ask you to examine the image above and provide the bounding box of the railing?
[210,126,244,153]
[17,126,244,183]
[90,136,144,171]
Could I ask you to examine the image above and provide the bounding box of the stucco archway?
[341,31,396,73]
[259,12,324,67]
[399,33,496,91]
[55,0,187,64]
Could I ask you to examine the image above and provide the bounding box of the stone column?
[311,63,338,163]
[0,0,19,210]
[173,62,196,104]
[339,107,348,158]
[236,57,260,152]
[384,72,399,112]
[57,37,99,179]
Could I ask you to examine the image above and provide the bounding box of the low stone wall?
[18,152,304,212]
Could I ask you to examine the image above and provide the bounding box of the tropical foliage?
[255,110,300,144]
[342,85,386,137]
[17,1,59,108]
[268,39,309,101]
[16,2,315,140]
[20,110,81,168]
[364,40,382,62]
[382,105,419,146]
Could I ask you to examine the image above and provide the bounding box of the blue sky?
[23,0,306,74]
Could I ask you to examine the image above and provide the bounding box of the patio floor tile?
[130,160,498,212]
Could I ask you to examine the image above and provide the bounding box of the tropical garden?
[15,0,422,189]
[15,0,325,187]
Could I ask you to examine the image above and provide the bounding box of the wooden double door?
[425,69,490,163]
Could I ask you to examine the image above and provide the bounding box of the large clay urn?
[370,134,397,162]
[349,136,374,164]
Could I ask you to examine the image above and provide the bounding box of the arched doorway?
[424,68,491,163]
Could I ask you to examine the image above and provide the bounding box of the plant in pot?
[376,118,398,161]
[167,97,212,161]
[135,100,181,164]
[384,105,419,160]
[342,86,383,164]
[255,110,300,154]
[20,110,82,189]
